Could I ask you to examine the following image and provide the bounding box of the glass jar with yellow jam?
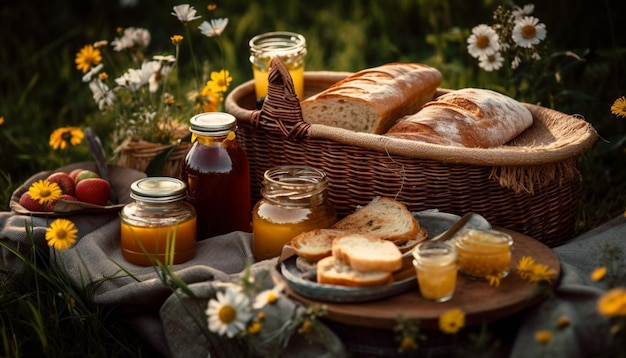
[454,228,513,280]
[412,241,458,302]
[120,177,197,266]
[252,165,336,261]
[249,31,307,101]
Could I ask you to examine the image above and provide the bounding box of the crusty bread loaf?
[291,229,349,261]
[331,234,403,272]
[301,63,442,134]
[386,88,533,148]
[331,197,421,245]
[317,256,393,287]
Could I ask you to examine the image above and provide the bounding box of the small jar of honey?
[252,165,336,261]
[120,177,197,266]
[454,228,513,280]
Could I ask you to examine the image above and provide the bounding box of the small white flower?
[149,62,173,93]
[198,18,229,38]
[171,4,202,23]
[467,24,500,59]
[511,16,546,48]
[478,52,504,72]
[511,4,535,20]
[511,56,521,69]
[89,79,115,111]
[111,27,151,52]
[115,62,155,92]
[82,63,103,82]
[252,283,285,310]
[206,286,253,338]
[153,55,176,63]
[531,52,542,60]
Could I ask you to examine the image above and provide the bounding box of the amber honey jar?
[252,165,337,260]
[454,228,513,280]
[120,177,197,266]
[180,112,251,239]
[412,241,458,302]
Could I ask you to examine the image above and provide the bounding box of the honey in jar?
[120,177,197,266]
[412,241,458,302]
[180,112,251,239]
[252,165,336,261]
[454,228,513,280]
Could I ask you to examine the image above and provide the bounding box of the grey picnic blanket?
[2,173,625,357]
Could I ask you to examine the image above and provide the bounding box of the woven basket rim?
[225,71,598,167]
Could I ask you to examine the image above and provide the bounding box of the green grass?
[1,0,625,356]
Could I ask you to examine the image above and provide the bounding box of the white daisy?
[252,284,285,310]
[82,63,103,82]
[467,24,500,59]
[511,56,521,70]
[171,4,202,23]
[198,18,229,38]
[111,27,151,52]
[478,52,504,72]
[511,4,535,20]
[206,287,252,338]
[512,16,546,48]
[89,79,115,111]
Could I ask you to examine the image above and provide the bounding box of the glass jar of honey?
[180,112,251,239]
[252,165,336,261]
[454,228,513,280]
[120,177,197,266]
[249,31,307,101]
[412,241,458,302]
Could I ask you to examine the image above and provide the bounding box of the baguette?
[316,256,393,287]
[331,197,421,245]
[291,229,350,262]
[301,63,442,134]
[331,234,403,272]
[386,88,533,148]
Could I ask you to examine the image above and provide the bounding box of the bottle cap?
[190,112,237,136]
[130,177,187,202]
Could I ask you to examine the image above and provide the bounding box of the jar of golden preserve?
[252,165,336,260]
[120,177,197,266]
[454,228,513,280]
[180,112,251,240]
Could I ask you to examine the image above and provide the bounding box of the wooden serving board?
[274,227,560,330]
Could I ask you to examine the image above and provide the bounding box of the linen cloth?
[2,205,625,357]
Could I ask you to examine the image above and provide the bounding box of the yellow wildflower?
[439,308,465,334]
[0,116,4,126]
[534,330,553,344]
[611,96,626,118]
[399,336,417,351]
[516,256,536,281]
[171,34,183,45]
[487,273,502,287]
[75,44,102,73]
[299,319,312,334]
[247,321,262,334]
[45,218,78,250]
[556,316,571,329]
[49,126,84,150]
[204,69,232,95]
[591,266,607,282]
[529,263,557,284]
[29,180,62,205]
[597,287,626,317]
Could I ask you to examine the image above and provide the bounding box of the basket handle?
[249,57,311,141]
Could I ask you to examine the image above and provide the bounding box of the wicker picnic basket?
[114,141,190,177]
[225,58,597,247]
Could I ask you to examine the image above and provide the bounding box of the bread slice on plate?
[317,256,393,287]
[331,233,403,272]
[291,228,349,262]
[331,197,420,245]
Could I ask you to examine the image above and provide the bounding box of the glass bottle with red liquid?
[180,112,251,239]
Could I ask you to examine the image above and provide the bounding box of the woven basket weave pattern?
[226,59,596,247]
[115,141,190,177]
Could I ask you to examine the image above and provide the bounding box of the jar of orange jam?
[454,229,513,280]
[120,177,197,266]
[412,241,458,302]
[252,165,336,261]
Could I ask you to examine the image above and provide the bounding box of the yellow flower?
[591,266,607,282]
[29,180,62,205]
[534,330,553,344]
[49,126,84,150]
[516,256,557,284]
[247,321,262,334]
[556,316,571,329]
[597,287,626,317]
[45,218,78,250]
[170,34,183,45]
[208,4,217,11]
[439,308,465,334]
[75,44,102,74]
[0,116,4,126]
[487,273,502,287]
[399,336,417,351]
[198,87,220,113]
[611,96,626,118]
[516,256,536,280]
[204,70,232,95]
[299,319,312,334]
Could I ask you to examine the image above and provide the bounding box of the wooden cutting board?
[274,227,560,330]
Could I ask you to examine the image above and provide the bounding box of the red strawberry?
[75,178,110,206]
[19,191,44,211]
[46,194,77,211]
[46,172,75,196]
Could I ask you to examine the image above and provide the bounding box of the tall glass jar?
[252,165,337,261]
[180,112,251,239]
[249,31,307,100]
[120,177,197,266]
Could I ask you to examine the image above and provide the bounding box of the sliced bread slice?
[331,197,419,245]
[291,229,350,262]
[331,233,403,272]
[317,256,393,287]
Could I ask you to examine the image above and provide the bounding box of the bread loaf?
[316,256,393,287]
[386,88,533,148]
[301,63,442,134]
[291,229,349,262]
[331,197,424,245]
[331,234,403,272]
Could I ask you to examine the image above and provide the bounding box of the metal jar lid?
[189,112,237,136]
[130,177,187,203]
